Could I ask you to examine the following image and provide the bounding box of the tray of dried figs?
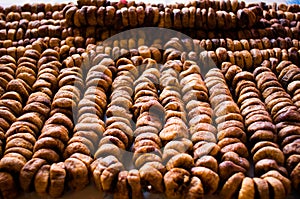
[0,0,299,198]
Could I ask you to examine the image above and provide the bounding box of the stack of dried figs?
[0,0,299,199]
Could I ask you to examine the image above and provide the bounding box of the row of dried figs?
[18,54,91,198]
[0,0,298,48]
[0,22,299,51]
[63,3,263,30]
[224,62,292,197]
[272,60,300,115]
[254,60,300,190]
[1,5,297,37]
[92,56,139,198]
[132,62,165,193]
[75,43,299,73]
[0,3,66,16]
[160,60,196,198]
[1,37,298,74]
[19,0,297,14]
[180,60,220,196]
[76,0,248,13]
[205,67,292,199]
[17,2,283,39]
[205,69,249,184]
[0,47,43,158]
[68,54,113,194]
[4,11,64,22]
[0,48,60,198]
[0,22,298,45]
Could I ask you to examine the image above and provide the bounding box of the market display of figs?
[0,0,299,198]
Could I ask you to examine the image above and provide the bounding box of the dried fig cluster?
[132,60,165,194]
[0,0,299,199]
[159,60,196,198]
[65,1,297,40]
[91,57,132,194]
[97,36,299,72]
[180,61,220,196]
[254,61,300,190]
[18,54,87,198]
[0,47,43,158]
[221,62,292,198]
[205,69,250,189]
[0,49,60,198]
[64,2,261,30]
